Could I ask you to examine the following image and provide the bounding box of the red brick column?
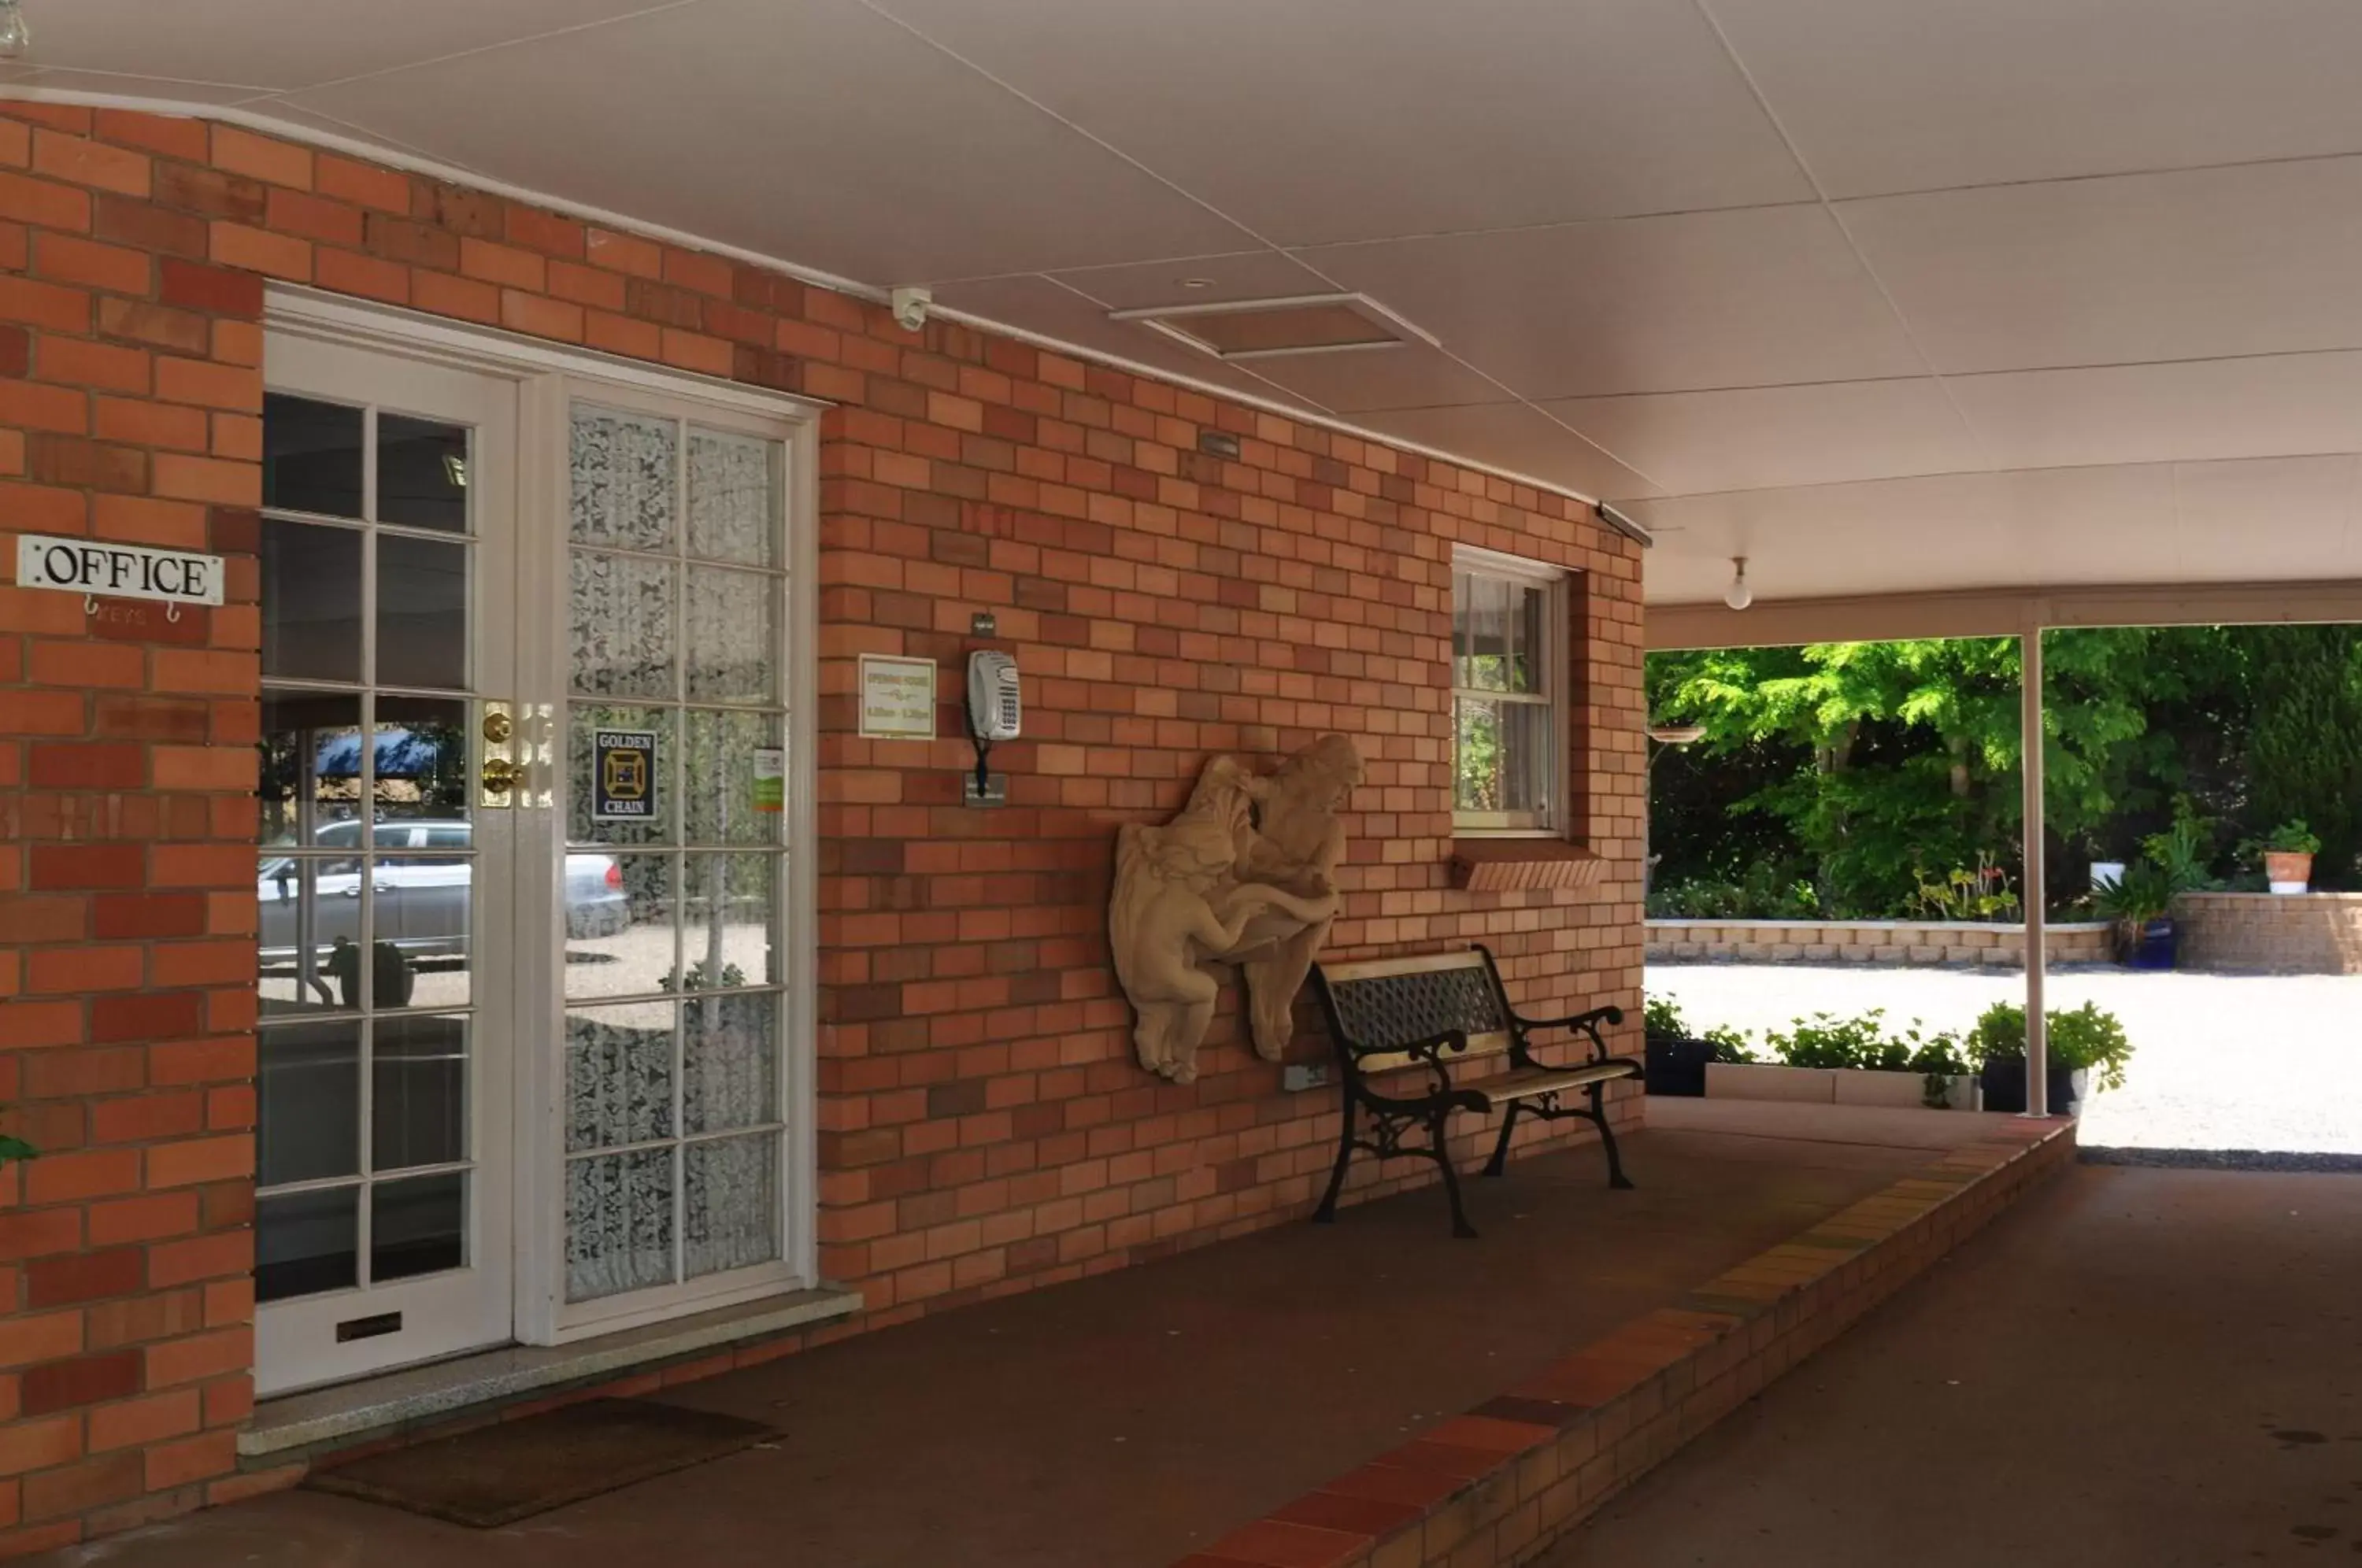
[0,105,266,1552]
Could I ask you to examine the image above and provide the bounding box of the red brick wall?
[0,102,1645,1554]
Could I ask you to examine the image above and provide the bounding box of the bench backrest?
[1312,949,1512,1075]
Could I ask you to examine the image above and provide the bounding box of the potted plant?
[1968,1000,2132,1114]
[2091,862,2176,968]
[1642,997,1750,1097]
[2241,820,2321,893]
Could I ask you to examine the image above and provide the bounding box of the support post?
[2020,626,2048,1117]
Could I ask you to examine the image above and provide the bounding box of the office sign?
[591,729,659,823]
[16,534,225,606]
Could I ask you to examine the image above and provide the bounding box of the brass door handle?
[483,710,514,744]
[480,756,520,793]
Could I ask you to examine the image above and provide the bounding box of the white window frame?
[265,287,824,1353]
[1451,545,1572,838]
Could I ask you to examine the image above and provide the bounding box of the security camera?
[890,287,932,332]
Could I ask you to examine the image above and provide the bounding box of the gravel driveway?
[1648,962,2362,1156]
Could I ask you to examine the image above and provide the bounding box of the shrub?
[1701,1026,1754,1063]
[1761,1008,1959,1075]
[1642,997,1687,1038]
[2238,819,2322,859]
[1967,1000,2134,1092]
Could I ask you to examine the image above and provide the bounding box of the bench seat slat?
[1464,1062,1637,1109]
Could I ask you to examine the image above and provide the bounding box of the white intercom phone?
[965,650,1020,803]
[967,650,1021,741]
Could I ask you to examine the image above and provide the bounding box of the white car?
[259,819,631,967]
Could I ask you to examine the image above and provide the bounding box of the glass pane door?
[560,401,793,1322]
[254,338,516,1396]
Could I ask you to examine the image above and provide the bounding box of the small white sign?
[858,654,938,739]
[16,534,225,607]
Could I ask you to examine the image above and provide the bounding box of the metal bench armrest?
[1507,1004,1625,1066]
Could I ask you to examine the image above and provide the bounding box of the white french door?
[256,298,819,1397]
[253,338,519,1395]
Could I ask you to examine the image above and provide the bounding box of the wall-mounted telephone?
[965,650,1020,801]
[967,650,1021,742]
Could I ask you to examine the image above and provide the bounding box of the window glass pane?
[684,709,782,846]
[685,565,773,702]
[256,1186,359,1303]
[373,1173,466,1284]
[257,855,362,1015]
[377,415,469,533]
[1467,573,1509,692]
[680,855,773,990]
[568,708,675,846]
[263,394,362,520]
[257,1022,360,1185]
[1500,699,1554,822]
[261,519,362,682]
[369,860,470,1010]
[570,549,676,698]
[566,1148,676,1301]
[683,993,777,1136]
[1456,696,1501,813]
[259,691,365,848]
[374,1015,468,1170]
[376,534,469,690]
[370,696,469,838]
[684,1134,777,1278]
[565,852,677,1000]
[687,427,776,566]
[565,1000,676,1152]
[1452,570,1471,687]
[570,407,677,550]
[1509,582,1547,695]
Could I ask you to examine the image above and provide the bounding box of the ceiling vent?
[1109,292,1435,362]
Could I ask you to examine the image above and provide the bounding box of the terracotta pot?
[2264,850,2314,892]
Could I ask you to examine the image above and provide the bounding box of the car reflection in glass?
[259,819,629,1008]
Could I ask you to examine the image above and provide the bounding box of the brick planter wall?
[2175,893,2362,974]
[1647,919,2114,968]
[0,105,1645,1551]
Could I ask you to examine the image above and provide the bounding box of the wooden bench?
[1307,945,1638,1237]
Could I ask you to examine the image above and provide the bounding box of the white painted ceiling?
[23,0,2362,604]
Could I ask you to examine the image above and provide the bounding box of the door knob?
[480,756,520,793]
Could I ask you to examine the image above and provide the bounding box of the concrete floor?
[1541,1161,2362,1568]
[1653,963,2362,1154]
[42,1105,1990,1568]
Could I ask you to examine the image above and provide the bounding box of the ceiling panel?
[1353,403,1664,503]
[1301,205,1926,400]
[2166,456,2362,582]
[1705,0,2362,199]
[1949,354,2362,472]
[272,0,1255,283]
[1543,378,1983,494]
[1841,158,2362,374]
[871,0,1811,247]
[1238,344,1512,416]
[14,0,675,94]
[926,275,1327,414]
[1035,251,1334,312]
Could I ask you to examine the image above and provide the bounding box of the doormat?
[305,1397,777,1528]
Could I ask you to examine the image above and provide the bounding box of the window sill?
[1449,838,1605,893]
[239,1284,862,1464]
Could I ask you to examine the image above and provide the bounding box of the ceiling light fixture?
[1723,556,1753,612]
[0,1,30,59]
[1178,278,1215,290]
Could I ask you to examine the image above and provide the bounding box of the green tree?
[2242,626,2362,887]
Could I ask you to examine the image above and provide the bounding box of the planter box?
[1705,1061,1978,1110]
[2126,919,2176,970]
[1644,1035,1717,1097]
[1979,1060,2088,1115]
[1705,1062,1837,1103]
